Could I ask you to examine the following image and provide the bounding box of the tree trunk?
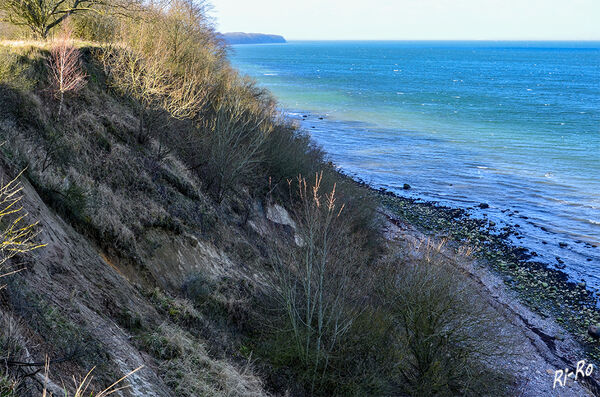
[57,91,64,117]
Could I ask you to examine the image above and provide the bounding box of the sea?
[228,41,600,290]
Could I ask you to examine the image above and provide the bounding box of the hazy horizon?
[212,0,600,41]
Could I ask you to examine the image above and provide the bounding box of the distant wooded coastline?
[222,32,286,44]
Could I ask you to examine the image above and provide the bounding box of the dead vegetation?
[47,24,87,116]
[0,169,45,286]
[0,1,523,396]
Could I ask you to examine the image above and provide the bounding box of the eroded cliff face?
[0,68,284,396]
[1,164,278,396]
[0,165,172,396]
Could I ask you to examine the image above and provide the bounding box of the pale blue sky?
[211,0,600,40]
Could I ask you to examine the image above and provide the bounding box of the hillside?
[222,32,286,45]
[0,2,596,397]
[0,40,513,396]
[0,43,278,397]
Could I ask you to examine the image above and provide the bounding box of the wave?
[546,197,600,210]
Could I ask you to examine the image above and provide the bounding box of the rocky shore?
[374,187,600,395]
[376,189,599,345]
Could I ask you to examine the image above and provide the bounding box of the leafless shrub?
[99,13,211,144]
[47,24,86,116]
[268,172,369,390]
[195,96,272,201]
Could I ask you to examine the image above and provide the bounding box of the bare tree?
[100,20,209,143]
[0,0,142,39]
[269,172,367,390]
[1,0,97,39]
[47,23,87,116]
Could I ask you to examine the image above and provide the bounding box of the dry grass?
[0,40,49,48]
[0,169,46,287]
[0,310,27,370]
[0,69,214,260]
[41,363,143,397]
[0,39,97,49]
[141,323,267,397]
[0,47,38,90]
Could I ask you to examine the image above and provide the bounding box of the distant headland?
[222,32,287,45]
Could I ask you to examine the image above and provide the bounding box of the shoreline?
[359,177,600,366]
[285,110,600,285]
[285,109,600,361]
[249,65,600,390]
[380,206,598,395]
[349,165,600,393]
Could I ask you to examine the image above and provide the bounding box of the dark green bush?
[382,246,517,396]
[183,273,214,305]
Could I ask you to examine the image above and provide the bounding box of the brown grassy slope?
[0,44,277,396]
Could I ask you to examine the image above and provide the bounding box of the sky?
[211,0,600,41]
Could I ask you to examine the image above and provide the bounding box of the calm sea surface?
[229,41,600,289]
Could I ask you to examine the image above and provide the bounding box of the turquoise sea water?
[229,41,600,288]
